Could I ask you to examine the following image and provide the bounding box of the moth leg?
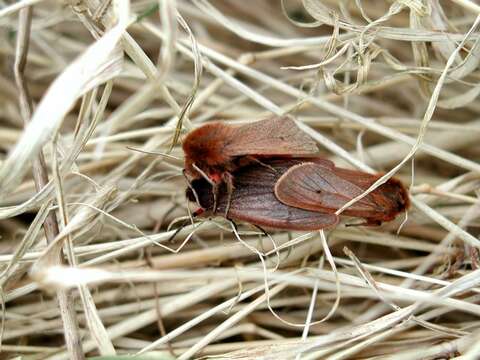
[166,225,184,242]
[222,171,234,218]
[166,216,191,242]
[253,224,272,254]
[229,218,239,233]
[212,182,219,213]
[167,206,206,243]
[345,219,382,227]
[253,224,269,237]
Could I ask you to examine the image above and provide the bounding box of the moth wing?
[274,163,379,213]
[227,193,338,231]
[216,161,338,230]
[328,167,378,187]
[332,167,409,210]
[223,116,318,156]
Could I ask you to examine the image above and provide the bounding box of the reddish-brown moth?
[274,162,410,226]
[187,158,409,229]
[182,116,318,209]
[186,158,338,231]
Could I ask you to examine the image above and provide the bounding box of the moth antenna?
[247,156,277,173]
[183,169,202,206]
[192,163,219,212]
[126,146,181,160]
[192,163,216,187]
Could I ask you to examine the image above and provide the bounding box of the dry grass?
[1,0,480,359]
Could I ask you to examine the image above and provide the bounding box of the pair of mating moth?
[182,116,409,231]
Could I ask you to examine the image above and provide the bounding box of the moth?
[274,163,410,226]
[187,158,409,230]
[182,116,318,209]
[186,158,338,230]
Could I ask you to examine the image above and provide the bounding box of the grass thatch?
[1,0,480,359]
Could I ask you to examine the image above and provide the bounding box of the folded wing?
[274,163,383,214]
[224,116,319,156]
